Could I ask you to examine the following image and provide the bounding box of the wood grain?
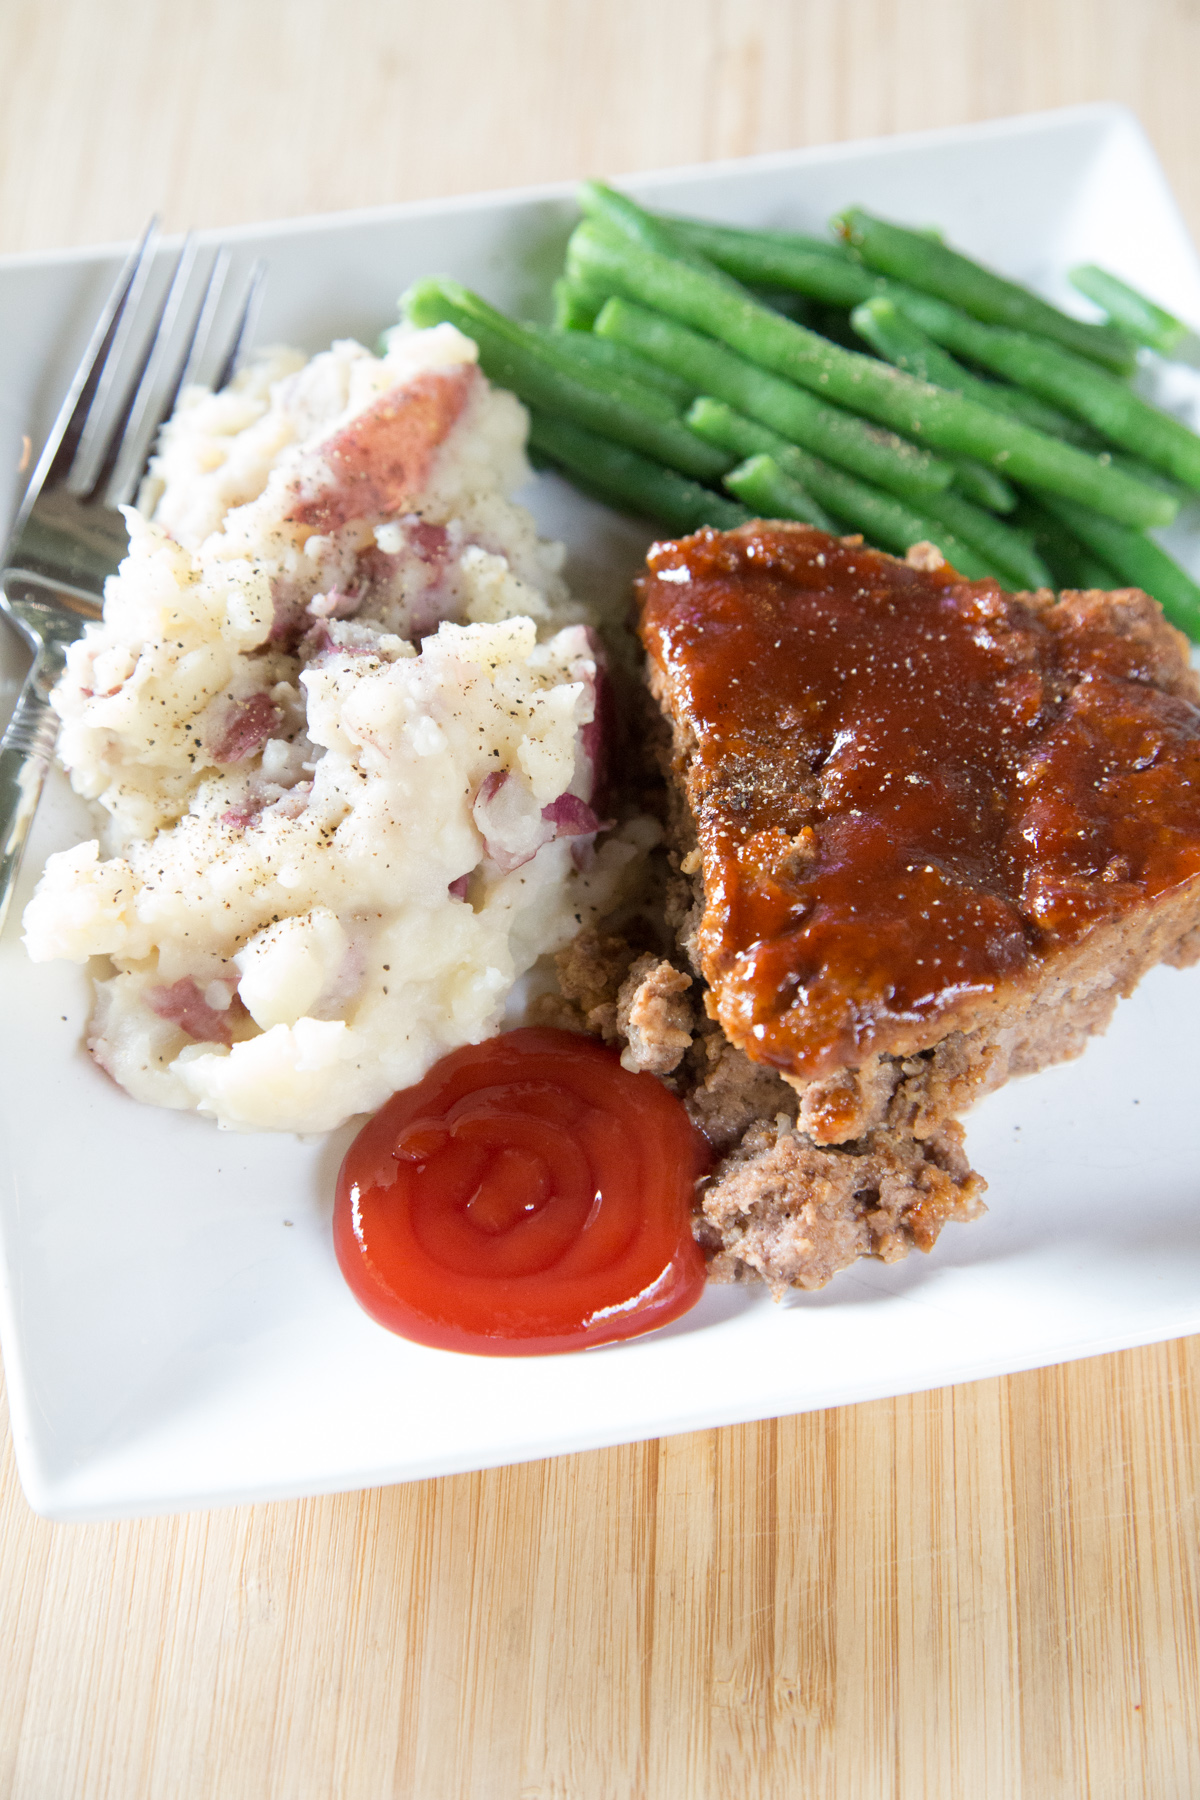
[3,0,1200,254]
[3,1343,1198,1799]
[2,2,1199,1794]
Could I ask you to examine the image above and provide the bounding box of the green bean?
[1069,264,1189,356]
[1009,497,1122,591]
[530,323,695,403]
[917,485,1052,589]
[970,379,1101,448]
[850,295,1099,446]
[1102,451,1188,504]
[800,304,866,354]
[577,180,741,288]
[661,218,879,307]
[553,270,612,328]
[884,285,1200,495]
[688,392,890,518]
[596,199,1195,493]
[699,390,1052,588]
[722,454,842,534]
[665,224,1108,464]
[594,295,955,501]
[567,222,1176,528]
[1056,546,1124,590]
[528,411,749,534]
[854,297,1191,509]
[754,287,817,324]
[402,276,731,483]
[689,397,1003,579]
[552,277,600,332]
[715,451,833,531]
[724,453,1000,580]
[1031,492,1200,638]
[666,215,854,264]
[696,357,1046,582]
[838,207,1136,373]
[947,455,1018,513]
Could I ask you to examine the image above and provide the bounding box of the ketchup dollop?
[334,1027,710,1355]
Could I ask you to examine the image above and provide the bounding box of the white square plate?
[4,102,1200,1522]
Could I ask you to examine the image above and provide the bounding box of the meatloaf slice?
[637,522,1200,1146]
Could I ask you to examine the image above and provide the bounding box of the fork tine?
[211,259,266,393]
[149,247,228,440]
[88,237,195,505]
[102,237,214,508]
[109,254,269,511]
[65,224,163,497]
[174,247,232,395]
[14,219,159,528]
[106,238,204,506]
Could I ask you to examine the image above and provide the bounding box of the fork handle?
[0,649,67,937]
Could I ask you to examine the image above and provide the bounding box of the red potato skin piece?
[145,977,233,1046]
[286,365,477,533]
[209,692,284,764]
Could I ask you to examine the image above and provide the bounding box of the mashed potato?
[23,325,644,1132]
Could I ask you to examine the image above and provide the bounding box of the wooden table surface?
[2,2,1200,1794]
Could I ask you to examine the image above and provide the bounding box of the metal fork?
[0,228,265,933]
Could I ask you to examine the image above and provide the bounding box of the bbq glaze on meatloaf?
[638,523,1200,1148]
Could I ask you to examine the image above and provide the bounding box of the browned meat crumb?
[905,538,950,573]
[681,1018,799,1154]
[541,929,639,1043]
[700,1116,986,1295]
[615,955,693,1075]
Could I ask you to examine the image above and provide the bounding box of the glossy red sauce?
[334,1027,710,1355]
[639,523,1200,1080]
